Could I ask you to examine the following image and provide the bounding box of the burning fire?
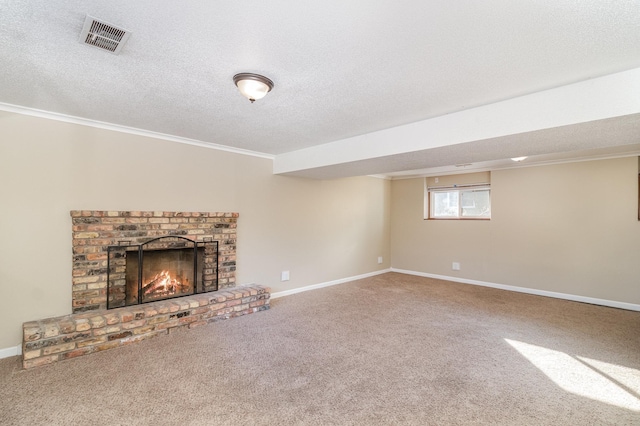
[142,270,182,296]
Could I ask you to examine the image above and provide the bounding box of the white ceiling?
[1,1,639,179]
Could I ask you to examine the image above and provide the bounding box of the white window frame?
[426,185,491,220]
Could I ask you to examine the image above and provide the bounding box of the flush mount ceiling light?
[511,156,528,162]
[233,73,274,103]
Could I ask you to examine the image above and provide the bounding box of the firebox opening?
[107,236,219,309]
[125,248,204,305]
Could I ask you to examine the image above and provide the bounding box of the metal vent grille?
[79,15,131,54]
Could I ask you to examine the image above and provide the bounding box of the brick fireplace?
[71,210,238,311]
[21,211,270,369]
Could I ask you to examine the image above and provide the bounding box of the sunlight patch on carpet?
[505,339,640,412]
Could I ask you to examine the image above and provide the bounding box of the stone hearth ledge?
[22,284,270,369]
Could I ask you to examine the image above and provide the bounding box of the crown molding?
[0,102,275,160]
[385,150,640,180]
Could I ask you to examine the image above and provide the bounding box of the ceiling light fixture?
[233,73,274,103]
[511,156,528,162]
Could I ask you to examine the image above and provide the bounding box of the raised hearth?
[23,284,270,369]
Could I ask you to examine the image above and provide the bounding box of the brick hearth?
[22,284,270,369]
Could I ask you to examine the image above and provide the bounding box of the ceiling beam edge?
[273,67,640,175]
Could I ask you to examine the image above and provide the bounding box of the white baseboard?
[391,268,640,312]
[0,345,22,360]
[271,268,392,299]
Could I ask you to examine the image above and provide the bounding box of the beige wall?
[0,112,391,348]
[391,157,640,305]
[3,108,637,350]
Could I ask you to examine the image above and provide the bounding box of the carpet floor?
[1,273,639,425]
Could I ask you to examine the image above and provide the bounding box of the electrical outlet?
[452,262,461,271]
[281,270,290,281]
[377,256,383,264]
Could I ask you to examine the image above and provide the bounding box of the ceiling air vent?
[79,15,131,54]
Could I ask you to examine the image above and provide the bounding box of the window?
[428,186,491,219]
[425,172,491,220]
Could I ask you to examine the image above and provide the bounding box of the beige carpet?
[1,273,639,425]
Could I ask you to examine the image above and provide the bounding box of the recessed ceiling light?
[511,156,528,162]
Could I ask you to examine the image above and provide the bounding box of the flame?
[143,270,182,296]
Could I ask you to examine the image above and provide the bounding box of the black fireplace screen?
[107,236,218,309]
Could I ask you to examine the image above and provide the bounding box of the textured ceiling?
[1,1,640,178]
